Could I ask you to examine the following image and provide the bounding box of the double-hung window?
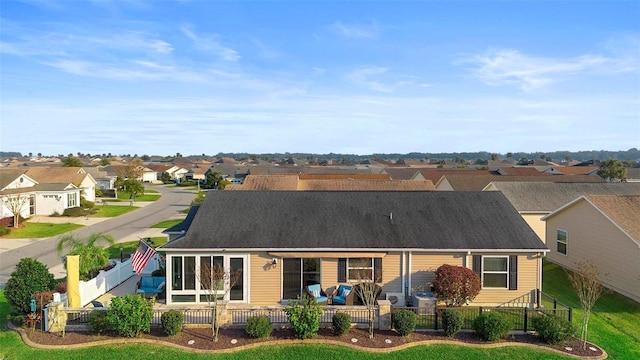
[556,230,568,255]
[67,193,77,207]
[482,256,509,288]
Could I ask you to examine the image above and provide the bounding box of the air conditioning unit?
[385,292,406,307]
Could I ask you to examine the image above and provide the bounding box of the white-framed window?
[347,257,374,281]
[482,256,509,289]
[168,254,247,304]
[556,229,568,255]
[67,193,77,207]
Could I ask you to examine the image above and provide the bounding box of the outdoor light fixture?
[271,258,277,268]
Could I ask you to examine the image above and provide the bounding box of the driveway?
[0,185,196,287]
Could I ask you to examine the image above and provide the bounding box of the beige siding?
[381,252,403,292]
[474,254,541,305]
[521,213,547,244]
[410,253,463,293]
[249,253,281,305]
[546,201,640,303]
[321,258,338,294]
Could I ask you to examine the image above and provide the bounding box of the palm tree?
[56,232,116,280]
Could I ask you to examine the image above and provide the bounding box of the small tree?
[61,155,83,167]
[566,259,607,350]
[432,264,481,307]
[349,271,381,339]
[2,191,31,228]
[196,262,242,342]
[56,232,115,280]
[5,258,56,315]
[597,159,626,182]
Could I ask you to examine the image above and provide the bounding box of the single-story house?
[160,191,548,307]
[25,167,97,202]
[483,182,640,243]
[0,170,81,220]
[542,195,640,303]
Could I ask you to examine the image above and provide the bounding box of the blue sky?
[1,0,639,157]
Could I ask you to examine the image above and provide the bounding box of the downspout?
[407,251,412,297]
[400,251,407,300]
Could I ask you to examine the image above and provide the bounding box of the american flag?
[131,240,157,275]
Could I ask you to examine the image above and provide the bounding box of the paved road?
[0,185,195,287]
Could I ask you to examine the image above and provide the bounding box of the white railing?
[58,255,160,307]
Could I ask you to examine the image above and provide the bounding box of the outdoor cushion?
[333,285,353,305]
[137,276,165,295]
[306,284,328,303]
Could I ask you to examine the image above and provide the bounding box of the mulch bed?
[16,324,605,358]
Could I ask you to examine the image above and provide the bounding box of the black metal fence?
[392,303,572,332]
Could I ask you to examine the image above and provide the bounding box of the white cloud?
[329,21,378,39]
[464,49,619,91]
[180,26,240,62]
[43,59,203,82]
[347,66,415,93]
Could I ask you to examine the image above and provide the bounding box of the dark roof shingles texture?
[165,191,546,251]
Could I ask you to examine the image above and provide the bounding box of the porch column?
[377,299,392,330]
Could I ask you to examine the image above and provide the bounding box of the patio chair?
[332,284,355,305]
[305,283,328,304]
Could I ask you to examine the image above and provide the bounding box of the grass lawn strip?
[542,260,640,359]
[107,237,167,259]
[150,219,184,228]
[93,205,139,217]
[1,222,83,239]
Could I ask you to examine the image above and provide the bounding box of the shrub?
[472,312,512,341]
[532,314,576,344]
[106,294,154,337]
[441,309,463,337]
[161,310,184,336]
[433,264,481,306]
[283,294,324,339]
[392,309,417,336]
[80,197,95,209]
[5,258,56,315]
[55,282,67,294]
[62,206,88,217]
[177,181,196,187]
[11,315,25,327]
[245,315,272,338]
[0,226,10,236]
[89,310,110,334]
[50,211,61,217]
[332,312,351,336]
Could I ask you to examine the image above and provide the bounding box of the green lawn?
[1,261,637,359]
[1,222,83,239]
[150,219,184,228]
[542,260,640,359]
[117,190,161,202]
[107,237,168,259]
[92,205,139,217]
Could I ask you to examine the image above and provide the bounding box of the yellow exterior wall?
[546,200,640,303]
[249,253,281,305]
[410,253,463,293]
[521,213,547,244]
[381,252,402,292]
[473,254,541,305]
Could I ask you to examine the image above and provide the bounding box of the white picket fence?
[58,255,160,307]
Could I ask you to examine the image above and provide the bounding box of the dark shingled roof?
[162,191,546,251]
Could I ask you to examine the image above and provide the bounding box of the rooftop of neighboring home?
[439,174,605,191]
[225,175,433,191]
[583,195,640,241]
[162,191,547,251]
[25,167,94,184]
[543,166,600,175]
[417,169,493,183]
[0,169,28,189]
[486,182,640,212]
[494,167,549,176]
